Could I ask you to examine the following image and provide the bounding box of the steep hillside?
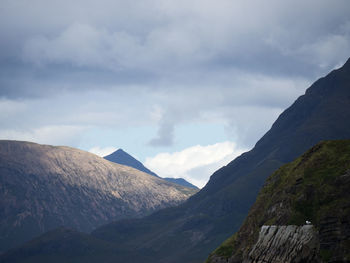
[207,140,350,262]
[104,149,198,189]
[0,141,197,252]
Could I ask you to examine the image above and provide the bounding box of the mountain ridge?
[0,140,197,253]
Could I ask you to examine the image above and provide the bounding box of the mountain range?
[104,149,198,189]
[0,141,197,253]
[1,57,350,262]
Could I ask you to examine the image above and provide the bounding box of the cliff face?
[0,140,197,252]
[207,140,350,263]
[244,225,319,263]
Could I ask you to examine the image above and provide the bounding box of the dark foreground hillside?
[207,140,350,262]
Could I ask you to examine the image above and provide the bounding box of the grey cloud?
[1,1,350,92]
[2,0,350,73]
[0,71,324,149]
[1,0,350,150]
[148,120,175,147]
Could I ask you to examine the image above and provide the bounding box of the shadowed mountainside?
[0,141,197,253]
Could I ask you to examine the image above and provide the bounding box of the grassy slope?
[207,140,350,262]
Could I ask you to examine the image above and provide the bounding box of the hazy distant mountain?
[0,141,197,253]
[163,177,198,189]
[3,58,350,263]
[104,149,158,177]
[104,149,198,189]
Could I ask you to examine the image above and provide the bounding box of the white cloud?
[145,141,246,188]
[0,98,28,114]
[0,125,87,146]
[88,146,117,157]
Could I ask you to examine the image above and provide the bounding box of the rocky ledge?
[244,225,319,263]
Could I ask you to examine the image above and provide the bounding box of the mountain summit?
[104,149,198,189]
[105,149,158,177]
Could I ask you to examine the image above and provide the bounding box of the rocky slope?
[207,140,350,263]
[0,140,197,253]
[104,149,198,189]
[245,225,319,263]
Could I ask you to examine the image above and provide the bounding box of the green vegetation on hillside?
[207,140,350,262]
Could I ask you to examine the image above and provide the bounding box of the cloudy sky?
[1,0,349,187]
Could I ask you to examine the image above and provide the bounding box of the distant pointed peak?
[108,148,128,156]
[104,148,159,177]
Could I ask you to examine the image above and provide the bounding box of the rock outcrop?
[244,225,319,263]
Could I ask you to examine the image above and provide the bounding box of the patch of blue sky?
[79,122,229,161]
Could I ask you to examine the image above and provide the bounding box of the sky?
[1,0,350,187]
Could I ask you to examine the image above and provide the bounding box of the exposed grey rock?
[243,225,320,263]
[0,140,197,252]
